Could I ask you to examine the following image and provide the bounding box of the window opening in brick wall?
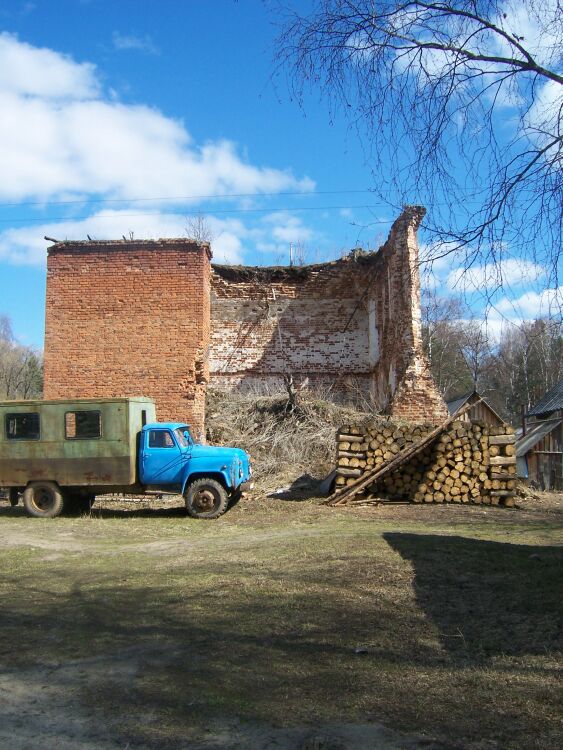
[5,413,40,440]
[65,411,102,440]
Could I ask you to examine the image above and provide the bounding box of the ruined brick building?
[43,206,447,436]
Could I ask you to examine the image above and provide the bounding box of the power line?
[0,204,395,225]
[0,186,491,211]
[0,189,374,209]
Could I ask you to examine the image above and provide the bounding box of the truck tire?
[23,481,64,518]
[184,478,228,519]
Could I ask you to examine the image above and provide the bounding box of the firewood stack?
[486,425,518,507]
[334,419,516,506]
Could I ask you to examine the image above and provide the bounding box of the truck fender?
[181,470,232,496]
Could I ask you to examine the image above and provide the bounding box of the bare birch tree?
[276,1,563,294]
[0,315,43,400]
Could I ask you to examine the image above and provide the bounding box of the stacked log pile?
[334,419,516,506]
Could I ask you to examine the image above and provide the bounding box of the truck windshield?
[174,427,191,447]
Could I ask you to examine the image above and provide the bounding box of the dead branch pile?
[333,419,517,507]
[205,388,371,487]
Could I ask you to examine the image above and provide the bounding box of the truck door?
[140,428,185,486]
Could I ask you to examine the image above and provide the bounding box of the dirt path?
[0,648,456,750]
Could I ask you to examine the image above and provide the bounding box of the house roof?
[526,378,563,417]
[445,390,504,423]
[516,418,562,457]
[446,393,472,416]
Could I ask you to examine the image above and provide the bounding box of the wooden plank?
[488,434,516,445]
[326,400,480,506]
[490,472,517,480]
[491,490,516,497]
[338,451,367,458]
[489,456,517,466]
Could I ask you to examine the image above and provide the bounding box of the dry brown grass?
[0,493,561,749]
[205,387,372,487]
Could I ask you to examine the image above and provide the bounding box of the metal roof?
[516,418,562,457]
[526,378,563,417]
[446,393,472,416]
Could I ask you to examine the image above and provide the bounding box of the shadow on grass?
[1,530,561,748]
[0,502,188,519]
[267,473,325,501]
[385,533,563,661]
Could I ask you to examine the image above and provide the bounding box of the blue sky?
[0,0,560,349]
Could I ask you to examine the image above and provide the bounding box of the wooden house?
[446,391,505,428]
[516,379,563,490]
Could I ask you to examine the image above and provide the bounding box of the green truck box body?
[0,397,156,489]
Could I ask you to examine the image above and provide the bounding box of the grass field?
[0,491,561,749]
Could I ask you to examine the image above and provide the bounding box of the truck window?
[174,428,190,447]
[148,430,175,448]
[65,411,102,439]
[5,413,40,440]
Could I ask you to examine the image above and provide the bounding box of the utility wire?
[0,204,395,225]
[0,189,373,209]
[0,186,493,211]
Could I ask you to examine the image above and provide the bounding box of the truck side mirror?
[183,430,191,443]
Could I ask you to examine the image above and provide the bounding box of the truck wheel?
[23,482,64,518]
[184,478,228,519]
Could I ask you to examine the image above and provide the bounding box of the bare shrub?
[205,387,373,488]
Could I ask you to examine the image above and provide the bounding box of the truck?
[0,397,252,519]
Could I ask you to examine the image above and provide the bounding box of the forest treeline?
[0,316,43,400]
[422,295,562,425]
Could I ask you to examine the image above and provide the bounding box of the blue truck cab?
[140,422,253,518]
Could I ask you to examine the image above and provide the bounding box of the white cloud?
[0,34,314,203]
[262,212,315,244]
[0,32,98,99]
[0,210,245,266]
[388,0,561,114]
[496,1,562,68]
[447,259,545,291]
[495,286,563,319]
[475,284,563,340]
[525,78,563,148]
[112,32,159,55]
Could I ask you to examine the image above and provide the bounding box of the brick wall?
[210,207,448,421]
[44,240,211,437]
[210,262,373,397]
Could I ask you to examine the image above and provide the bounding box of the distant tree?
[185,213,214,244]
[0,315,43,400]
[421,290,473,396]
[422,294,562,421]
[459,320,492,391]
[278,0,563,293]
[488,318,562,419]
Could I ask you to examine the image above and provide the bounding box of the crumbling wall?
[44,239,211,437]
[210,206,448,421]
[42,206,447,431]
[210,261,374,398]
